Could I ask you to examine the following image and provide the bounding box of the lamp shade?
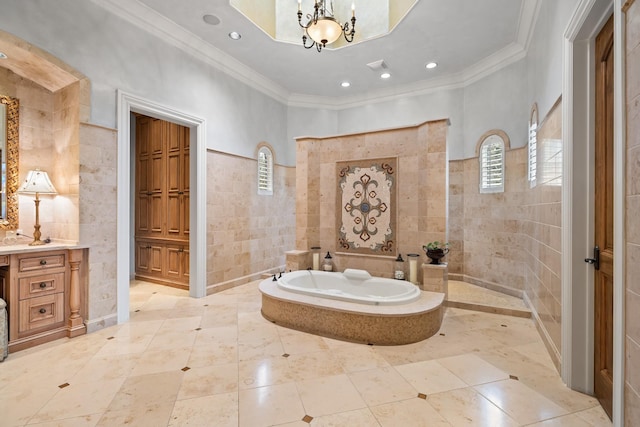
[17,169,57,195]
[306,17,342,45]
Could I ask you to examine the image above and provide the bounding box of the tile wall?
[625,0,640,422]
[448,149,528,292]
[206,150,296,291]
[0,68,82,243]
[78,122,118,327]
[448,101,563,367]
[295,120,449,280]
[522,100,563,363]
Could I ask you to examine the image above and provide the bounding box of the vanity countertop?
[0,242,89,255]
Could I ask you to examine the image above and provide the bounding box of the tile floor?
[0,280,612,426]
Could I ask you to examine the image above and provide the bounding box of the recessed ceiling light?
[202,14,220,26]
[341,81,351,88]
[0,52,7,59]
[229,31,241,40]
[426,62,438,69]
[380,72,391,79]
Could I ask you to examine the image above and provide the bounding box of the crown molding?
[517,0,542,50]
[91,0,539,110]
[288,39,528,110]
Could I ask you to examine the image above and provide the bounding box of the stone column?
[421,262,448,300]
[285,250,310,272]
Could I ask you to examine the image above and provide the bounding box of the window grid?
[479,138,504,193]
[257,148,273,195]
[528,121,537,185]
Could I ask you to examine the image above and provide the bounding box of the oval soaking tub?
[276,269,421,305]
[259,269,444,345]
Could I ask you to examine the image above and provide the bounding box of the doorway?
[116,91,207,324]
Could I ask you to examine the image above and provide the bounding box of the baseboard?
[207,266,284,295]
[523,292,561,373]
[85,313,118,333]
[448,273,525,299]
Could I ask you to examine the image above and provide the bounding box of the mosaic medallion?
[336,158,396,255]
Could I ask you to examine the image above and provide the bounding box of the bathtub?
[276,269,421,305]
[259,268,444,345]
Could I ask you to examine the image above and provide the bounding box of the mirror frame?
[0,95,19,229]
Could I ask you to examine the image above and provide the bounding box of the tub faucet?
[272,274,277,281]
[278,271,282,279]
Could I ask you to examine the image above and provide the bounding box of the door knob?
[585,246,600,271]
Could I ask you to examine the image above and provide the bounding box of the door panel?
[134,115,190,287]
[593,14,614,420]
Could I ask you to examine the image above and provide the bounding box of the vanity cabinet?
[0,247,88,352]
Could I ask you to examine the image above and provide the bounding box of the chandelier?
[297,1,356,52]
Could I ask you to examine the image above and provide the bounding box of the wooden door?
[134,115,190,287]
[166,122,190,240]
[593,14,614,420]
[135,116,165,238]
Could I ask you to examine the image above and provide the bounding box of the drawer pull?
[40,260,47,266]
[39,308,47,314]
[39,282,47,288]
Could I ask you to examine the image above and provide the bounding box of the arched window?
[528,103,538,187]
[256,143,274,195]
[476,130,509,194]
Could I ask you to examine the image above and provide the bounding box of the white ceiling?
[98,0,538,106]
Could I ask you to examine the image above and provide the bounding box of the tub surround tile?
[295,119,448,284]
[259,279,444,345]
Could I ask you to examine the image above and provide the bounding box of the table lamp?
[17,169,57,245]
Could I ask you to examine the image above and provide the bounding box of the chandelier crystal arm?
[301,34,319,50]
[343,16,356,42]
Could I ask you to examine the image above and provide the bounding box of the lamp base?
[28,239,46,246]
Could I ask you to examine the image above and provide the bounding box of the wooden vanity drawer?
[18,293,65,334]
[18,273,65,300]
[18,253,66,272]
[0,255,9,266]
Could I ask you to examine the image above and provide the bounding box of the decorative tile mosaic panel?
[336,158,396,255]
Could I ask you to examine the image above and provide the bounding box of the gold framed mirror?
[0,95,19,229]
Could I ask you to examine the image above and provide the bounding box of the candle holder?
[394,254,405,280]
[407,253,420,284]
[311,246,321,270]
[323,252,333,271]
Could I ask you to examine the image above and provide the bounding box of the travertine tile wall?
[296,120,449,280]
[448,103,563,366]
[522,100,563,362]
[51,82,80,242]
[625,1,640,422]
[447,160,464,275]
[206,151,296,290]
[0,68,80,243]
[448,149,528,291]
[78,123,117,327]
